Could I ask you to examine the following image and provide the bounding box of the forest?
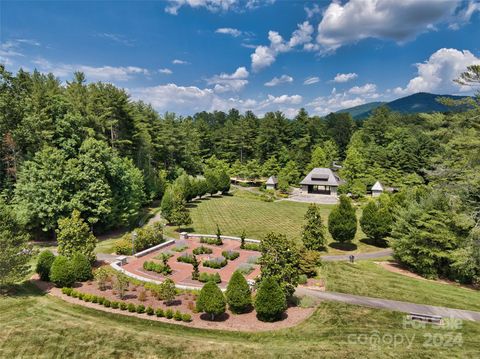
[0,64,479,285]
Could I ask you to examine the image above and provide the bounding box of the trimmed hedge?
[200,237,222,246]
[177,253,196,264]
[143,260,172,275]
[198,272,221,283]
[243,242,261,251]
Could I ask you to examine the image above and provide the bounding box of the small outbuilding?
[265,176,278,190]
[371,181,384,197]
[299,168,342,196]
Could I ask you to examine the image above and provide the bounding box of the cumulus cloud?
[348,83,377,95]
[303,76,320,85]
[31,58,150,81]
[307,91,367,115]
[165,0,274,15]
[393,48,480,95]
[172,59,189,65]
[333,72,358,83]
[159,68,173,75]
[264,74,293,87]
[251,21,314,72]
[206,66,249,92]
[215,27,242,37]
[316,0,460,52]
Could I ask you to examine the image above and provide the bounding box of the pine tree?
[196,281,226,320]
[302,203,327,251]
[360,199,393,246]
[328,195,357,243]
[191,254,200,280]
[254,277,286,322]
[225,271,251,313]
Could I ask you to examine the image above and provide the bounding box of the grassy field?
[163,192,380,255]
[321,261,480,312]
[1,282,479,358]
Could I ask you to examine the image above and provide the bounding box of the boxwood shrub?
[120,302,128,310]
[165,308,174,319]
[177,253,195,264]
[36,250,56,281]
[155,308,165,317]
[181,313,192,322]
[146,306,154,315]
[173,310,182,321]
[127,303,136,312]
[49,255,76,288]
[136,304,145,314]
[103,299,111,308]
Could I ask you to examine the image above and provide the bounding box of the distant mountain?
[337,92,469,119]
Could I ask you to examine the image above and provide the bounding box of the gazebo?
[299,168,342,196]
[265,176,278,190]
[371,181,384,197]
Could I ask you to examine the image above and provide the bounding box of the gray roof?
[300,168,342,186]
[266,176,278,185]
[372,181,384,191]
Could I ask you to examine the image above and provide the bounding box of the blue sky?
[1,0,480,116]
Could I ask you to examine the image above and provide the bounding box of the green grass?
[321,261,480,312]
[1,282,479,358]
[164,193,380,255]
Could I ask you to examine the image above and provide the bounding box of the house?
[371,181,384,197]
[265,176,278,190]
[299,168,342,196]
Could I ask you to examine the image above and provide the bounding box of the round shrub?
[156,308,165,317]
[103,299,111,307]
[136,304,145,314]
[181,313,192,322]
[225,271,252,314]
[128,303,136,312]
[91,295,98,303]
[254,277,287,322]
[71,252,93,282]
[173,310,182,321]
[146,306,154,315]
[111,301,119,309]
[36,250,55,281]
[119,302,127,310]
[61,287,73,296]
[196,281,226,320]
[49,255,75,288]
[165,308,174,319]
[97,297,105,305]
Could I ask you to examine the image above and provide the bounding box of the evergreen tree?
[302,203,327,251]
[360,198,393,246]
[225,270,252,313]
[307,146,328,172]
[191,254,200,280]
[254,277,286,322]
[57,210,97,263]
[328,195,357,243]
[196,281,226,320]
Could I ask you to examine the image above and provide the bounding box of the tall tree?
[302,203,327,251]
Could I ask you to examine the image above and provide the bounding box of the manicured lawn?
[1,282,479,358]
[164,193,380,255]
[321,260,480,312]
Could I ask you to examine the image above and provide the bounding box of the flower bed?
[198,272,221,283]
[143,260,172,275]
[177,253,196,264]
[199,237,222,246]
[192,245,213,255]
[222,250,239,261]
[202,256,227,269]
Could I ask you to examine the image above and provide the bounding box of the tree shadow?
[329,242,358,251]
[0,281,47,298]
[359,237,389,248]
[256,311,289,322]
[186,203,198,209]
[199,312,230,322]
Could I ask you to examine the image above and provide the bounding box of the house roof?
[372,181,384,191]
[266,176,278,185]
[299,168,342,186]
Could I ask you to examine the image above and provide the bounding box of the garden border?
[134,239,176,258]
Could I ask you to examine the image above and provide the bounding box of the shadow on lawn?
[328,242,358,251]
[1,280,48,298]
[359,237,389,248]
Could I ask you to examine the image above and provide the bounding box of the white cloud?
[159,68,173,75]
[348,83,377,95]
[303,76,320,85]
[96,33,134,46]
[165,0,274,15]
[393,48,480,95]
[308,92,367,115]
[31,58,150,81]
[264,74,293,87]
[333,72,358,83]
[215,27,242,37]
[305,3,322,19]
[172,59,189,65]
[251,21,313,72]
[449,0,480,29]
[206,66,249,92]
[0,39,40,65]
[316,0,460,52]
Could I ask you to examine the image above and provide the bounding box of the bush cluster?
[192,245,213,255]
[198,272,221,283]
[242,242,261,251]
[36,250,56,281]
[45,252,93,287]
[200,237,223,246]
[143,260,172,275]
[202,257,227,269]
[221,250,239,261]
[115,223,164,255]
[177,253,196,264]
[61,288,192,322]
[236,263,254,275]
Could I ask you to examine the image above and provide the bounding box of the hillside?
[338,92,469,119]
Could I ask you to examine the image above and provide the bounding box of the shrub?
[298,274,308,285]
[302,203,327,251]
[71,290,79,298]
[222,250,240,261]
[91,295,98,303]
[94,267,110,291]
[328,195,357,243]
[119,302,127,310]
[136,304,145,313]
[165,308,174,319]
[111,301,119,309]
[146,306,154,315]
[49,256,76,288]
[158,278,176,305]
[181,313,192,322]
[113,272,130,299]
[83,294,92,302]
[103,299,111,308]
[225,271,251,314]
[198,272,221,283]
[215,225,223,245]
[254,277,287,322]
[143,260,172,275]
[200,237,223,246]
[71,252,93,282]
[154,252,173,261]
[116,224,164,255]
[237,263,254,275]
[127,303,136,312]
[247,255,260,264]
[173,310,182,321]
[114,238,133,255]
[36,250,55,281]
[56,210,96,262]
[196,281,226,320]
[192,245,213,255]
[155,308,165,317]
[177,253,195,264]
[243,242,260,251]
[97,297,105,305]
[203,257,227,269]
[299,250,322,278]
[61,287,73,296]
[240,230,246,249]
[191,254,200,280]
[138,290,147,302]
